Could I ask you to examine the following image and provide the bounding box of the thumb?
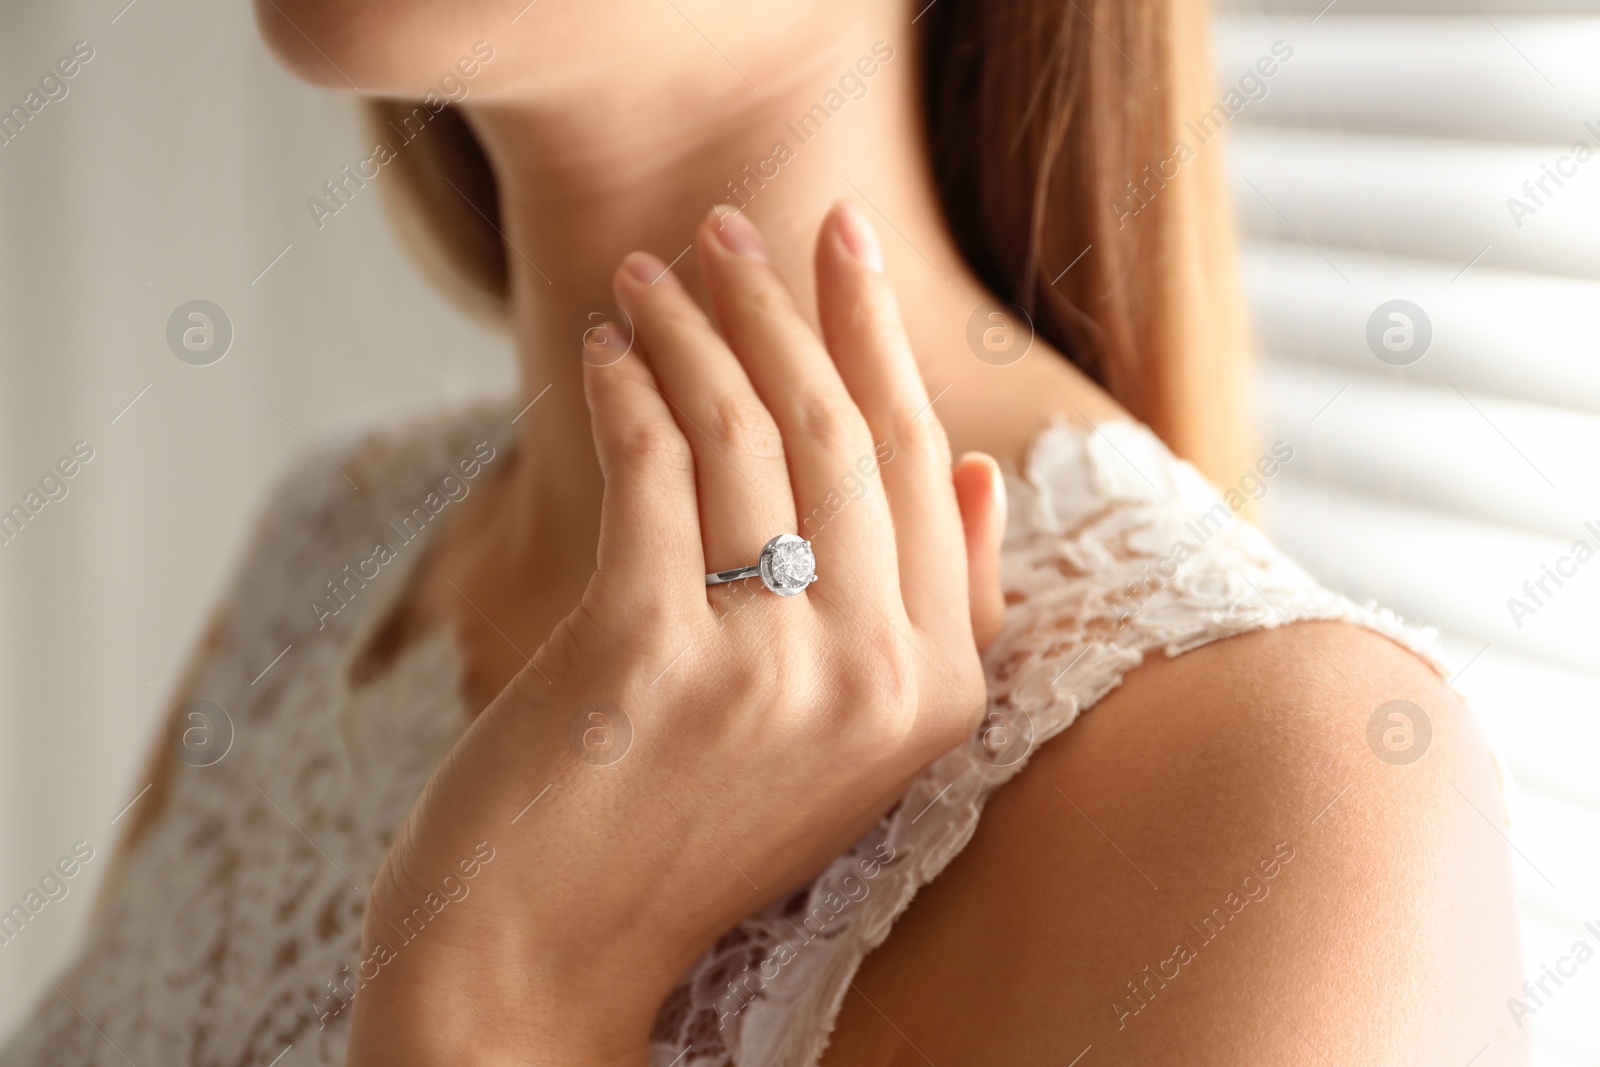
[952,451,1007,652]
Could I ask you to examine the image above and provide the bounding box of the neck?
[415,10,1122,708]
[451,8,1117,569]
[468,16,945,521]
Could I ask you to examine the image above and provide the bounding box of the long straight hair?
[366,0,1251,482]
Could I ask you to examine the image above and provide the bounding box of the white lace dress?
[0,401,1444,1067]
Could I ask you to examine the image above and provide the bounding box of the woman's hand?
[345,202,1006,1066]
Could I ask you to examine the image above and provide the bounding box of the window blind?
[1217,4,1600,1062]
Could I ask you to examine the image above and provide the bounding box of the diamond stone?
[760,536,816,595]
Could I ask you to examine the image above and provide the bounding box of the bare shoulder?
[823,622,1527,1067]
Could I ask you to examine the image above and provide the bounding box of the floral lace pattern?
[0,404,1443,1067]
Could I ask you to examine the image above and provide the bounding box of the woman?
[2,0,1522,1064]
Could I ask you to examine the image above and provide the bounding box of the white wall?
[0,0,513,1036]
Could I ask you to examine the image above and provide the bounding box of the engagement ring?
[705,534,817,597]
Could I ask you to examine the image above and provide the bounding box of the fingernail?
[623,251,677,286]
[834,201,883,272]
[584,320,630,362]
[711,206,769,262]
[960,451,1006,511]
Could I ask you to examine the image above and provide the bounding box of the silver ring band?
[705,534,818,597]
[705,564,763,586]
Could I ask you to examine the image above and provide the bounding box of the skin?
[163,0,1523,1063]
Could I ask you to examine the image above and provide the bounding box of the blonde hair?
[367,0,1251,482]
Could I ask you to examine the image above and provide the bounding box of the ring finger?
[694,209,895,607]
[612,251,797,584]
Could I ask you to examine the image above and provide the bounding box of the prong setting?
[757,534,816,596]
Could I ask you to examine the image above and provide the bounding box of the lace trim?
[0,409,1445,1067]
[0,402,510,1067]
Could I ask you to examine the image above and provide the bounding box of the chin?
[253,0,513,95]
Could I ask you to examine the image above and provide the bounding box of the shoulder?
[826,622,1527,1066]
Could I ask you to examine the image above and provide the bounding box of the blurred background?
[1,0,1596,1062]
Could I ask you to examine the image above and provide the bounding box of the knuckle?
[370,849,426,927]
[549,594,694,685]
[836,628,919,728]
[939,662,991,749]
[616,419,693,471]
[845,279,903,338]
[750,283,795,317]
[706,392,785,458]
[891,406,952,469]
[794,393,862,456]
[654,302,708,336]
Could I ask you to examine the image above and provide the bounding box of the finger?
[611,252,797,579]
[953,452,1007,652]
[581,337,704,603]
[696,208,894,602]
[814,199,969,635]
